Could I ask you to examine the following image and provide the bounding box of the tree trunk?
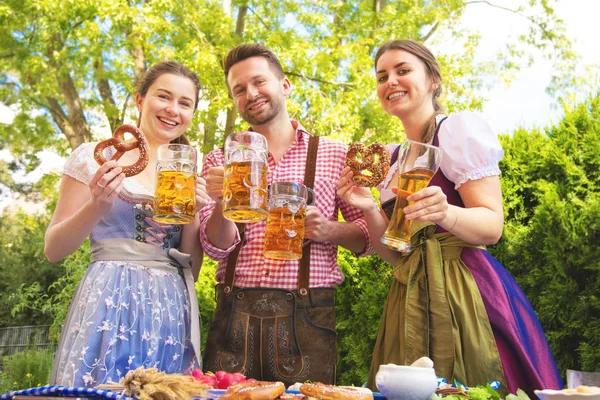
[334,0,344,27]
[57,72,92,146]
[235,4,247,36]
[46,97,86,150]
[93,56,121,132]
[129,39,147,86]
[222,3,247,139]
[374,0,385,12]
[126,0,147,86]
[47,33,91,149]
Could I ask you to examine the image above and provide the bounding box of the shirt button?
[264,271,270,276]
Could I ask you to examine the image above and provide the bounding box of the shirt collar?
[247,119,311,144]
[291,120,310,144]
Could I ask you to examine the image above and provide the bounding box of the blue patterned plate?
[0,386,133,400]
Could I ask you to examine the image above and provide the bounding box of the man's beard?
[240,95,284,126]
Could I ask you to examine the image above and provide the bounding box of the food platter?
[287,390,387,399]
[535,388,600,400]
[198,389,387,400]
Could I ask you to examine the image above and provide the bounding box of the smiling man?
[198,44,373,384]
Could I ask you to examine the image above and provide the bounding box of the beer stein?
[380,140,443,252]
[223,131,269,223]
[263,182,315,260]
[153,144,197,224]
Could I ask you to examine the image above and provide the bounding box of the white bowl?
[375,364,438,400]
[535,389,600,400]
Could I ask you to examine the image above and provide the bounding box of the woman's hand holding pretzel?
[337,167,378,212]
[88,160,126,215]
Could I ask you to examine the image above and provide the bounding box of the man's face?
[227,56,290,127]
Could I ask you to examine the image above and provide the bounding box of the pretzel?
[300,382,374,400]
[94,124,149,177]
[219,381,285,399]
[345,143,390,187]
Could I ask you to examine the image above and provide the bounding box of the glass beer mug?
[380,140,443,252]
[223,131,269,223]
[264,182,315,260]
[153,144,197,224]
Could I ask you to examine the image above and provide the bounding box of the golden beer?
[153,170,196,224]
[264,206,307,260]
[222,160,269,223]
[380,168,435,251]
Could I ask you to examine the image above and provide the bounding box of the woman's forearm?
[439,204,503,245]
[44,200,103,263]
[362,206,401,266]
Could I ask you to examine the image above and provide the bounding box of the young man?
[199,44,372,384]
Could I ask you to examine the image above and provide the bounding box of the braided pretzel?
[94,124,149,177]
[345,143,390,187]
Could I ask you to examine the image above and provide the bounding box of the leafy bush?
[336,250,392,386]
[0,209,69,328]
[0,349,54,393]
[196,257,217,351]
[491,95,600,376]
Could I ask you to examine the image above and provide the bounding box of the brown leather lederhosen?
[203,135,337,385]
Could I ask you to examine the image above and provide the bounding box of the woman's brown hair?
[374,40,445,143]
[137,61,201,145]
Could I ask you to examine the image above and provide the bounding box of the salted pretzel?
[299,382,374,400]
[345,143,390,187]
[94,124,149,177]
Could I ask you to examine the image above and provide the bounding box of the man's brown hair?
[223,44,285,81]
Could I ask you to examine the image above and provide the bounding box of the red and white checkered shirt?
[199,121,373,290]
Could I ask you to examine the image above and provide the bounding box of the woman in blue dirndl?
[45,62,211,386]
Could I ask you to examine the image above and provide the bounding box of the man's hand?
[304,206,331,242]
[205,166,225,201]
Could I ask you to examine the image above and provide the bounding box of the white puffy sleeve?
[437,111,504,189]
[62,142,99,185]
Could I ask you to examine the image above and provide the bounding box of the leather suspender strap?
[297,135,319,297]
[223,222,245,295]
[223,134,320,297]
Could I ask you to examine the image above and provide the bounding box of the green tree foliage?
[0,0,574,160]
[491,94,600,375]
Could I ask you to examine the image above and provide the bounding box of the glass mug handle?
[306,187,315,206]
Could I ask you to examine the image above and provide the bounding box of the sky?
[458,0,600,134]
[1,0,599,211]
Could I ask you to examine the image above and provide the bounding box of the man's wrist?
[319,220,333,242]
